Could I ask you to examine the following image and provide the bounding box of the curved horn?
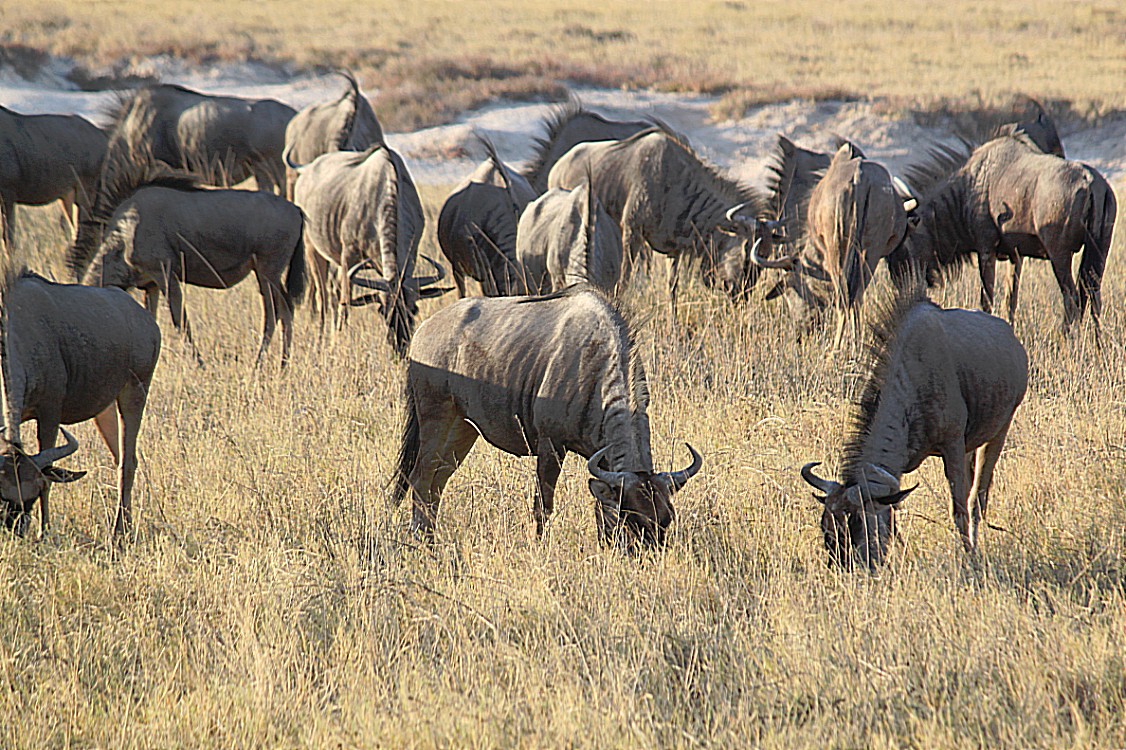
[31,428,79,469]
[587,446,633,486]
[750,237,797,269]
[663,443,703,492]
[801,462,843,494]
[725,202,755,225]
[412,254,447,287]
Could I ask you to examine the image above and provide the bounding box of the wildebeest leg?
[162,268,203,365]
[274,284,295,367]
[941,439,973,552]
[93,405,121,464]
[113,376,148,538]
[58,190,76,238]
[668,254,680,317]
[1007,252,1023,323]
[144,286,160,317]
[1048,251,1081,333]
[35,416,61,536]
[969,422,1010,550]
[534,441,564,537]
[410,407,478,538]
[977,250,996,314]
[253,270,279,367]
[453,268,467,299]
[1,196,13,250]
[306,247,330,330]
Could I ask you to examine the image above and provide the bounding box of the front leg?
[35,416,61,536]
[161,265,203,365]
[534,442,565,538]
[1007,252,1023,323]
[977,248,996,315]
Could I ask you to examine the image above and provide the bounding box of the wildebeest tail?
[1078,176,1117,311]
[285,215,308,305]
[392,382,420,507]
[843,183,871,306]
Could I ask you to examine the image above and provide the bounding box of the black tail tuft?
[285,221,307,305]
[392,383,421,506]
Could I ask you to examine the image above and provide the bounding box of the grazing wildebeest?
[0,269,160,537]
[516,180,623,294]
[888,132,1117,333]
[103,83,295,193]
[437,138,538,297]
[394,285,702,549]
[0,106,107,247]
[290,143,448,354]
[70,163,306,366]
[800,290,1028,568]
[547,129,772,307]
[281,70,383,200]
[521,100,665,194]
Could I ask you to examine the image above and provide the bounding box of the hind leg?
[941,438,973,553]
[1048,251,1081,333]
[969,423,1011,548]
[272,283,295,367]
[113,376,149,538]
[409,406,478,538]
[160,266,203,365]
[1,197,13,250]
[252,269,279,366]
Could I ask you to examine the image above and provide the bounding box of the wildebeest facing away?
[394,285,702,550]
[521,99,664,194]
[0,269,160,537]
[281,70,383,200]
[800,289,1028,568]
[516,180,623,294]
[103,83,295,194]
[547,129,775,307]
[888,131,1116,333]
[0,106,108,247]
[69,162,306,366]
[437,138,538,297]
[290,143,448,354]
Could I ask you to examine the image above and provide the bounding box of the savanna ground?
[2,2,1126,748]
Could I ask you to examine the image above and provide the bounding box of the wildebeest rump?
[394,286,701,549]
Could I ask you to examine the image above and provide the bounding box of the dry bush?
[1,184,1124,747]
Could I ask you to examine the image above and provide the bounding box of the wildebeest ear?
[764,280,786,301]
[588,479,617,505]
[419,286,455,299]
[42,467,86,483]
[874,485,916,509]
[811,493,826,505]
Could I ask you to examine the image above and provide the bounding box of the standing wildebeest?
[103,84,295,194]
[394,285,702,549]
[800,290,1027,568]
[888,132,1116,333]
[70,164,306,366]
[281,70,383,200]
[516,180,622,294]
[290,144,447,354]
[437,138,538,297]
[0,106,107,247]
[0,270,160,537]
[521,100,664,194]
[548,129,774,307]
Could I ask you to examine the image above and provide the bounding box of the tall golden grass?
[0,175,1124,746]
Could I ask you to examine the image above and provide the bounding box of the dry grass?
[2,0,1126,129]
[1,185,1125,747]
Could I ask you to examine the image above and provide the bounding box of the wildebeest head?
[711,204,786,301]
[587,444,702,552]
[0,428,85,536]
[801,461,915,569]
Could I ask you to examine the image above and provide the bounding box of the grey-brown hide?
[521,100,662,193]
[515,182,622,294]
[293,144,443,354]
[0,271,160,536]
[437,138,538,297]
[281,70,383,200]
[888,133,1116,332]
[393,286,701,549]
[76,166,306,366]
[801,293,1027,568]
[0,106,107,247]
[103,84,295,194]
[547,129,768,305]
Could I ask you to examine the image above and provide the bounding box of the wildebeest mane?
[764,136,827,243]
[522,99,588,189]
[899,138,974,201]
[839,284,931,483]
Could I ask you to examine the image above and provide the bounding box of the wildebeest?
[0,106,107,247]
[756,138,913,331]
[521,100,663,194]
[103,83,296,193]
[800,290,1027,568]
[290,143,447,354]
[437,138,538,297]
[888,132,1116,333]
[394,285,702,549]
[0,269,160,537]
[516,180,623,294]
[547,129,772,307]
[70,162,306,366]
[281,70,383,200]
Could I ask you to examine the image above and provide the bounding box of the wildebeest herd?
[0,72,1117,568]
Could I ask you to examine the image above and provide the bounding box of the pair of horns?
[348,255,450,294]
[588,443,702,492]
[801,461,913,511]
